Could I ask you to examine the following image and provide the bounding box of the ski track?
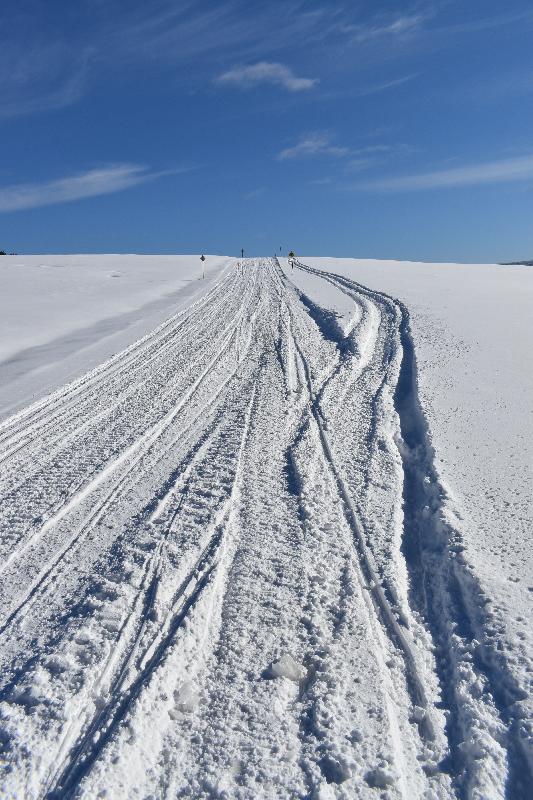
[0,259,528,799]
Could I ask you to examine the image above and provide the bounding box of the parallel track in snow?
[0,259,526,799]
[291,259,532,799]
[282,294,435,740]
[45,384,259,799]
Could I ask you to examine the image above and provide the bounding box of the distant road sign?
[200,255,206,262]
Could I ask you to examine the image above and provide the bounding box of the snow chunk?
[365,766,396,788]
[319,754,352,784]
[410,705,427,723]
[269,653,306,682]
[173,681,199,713]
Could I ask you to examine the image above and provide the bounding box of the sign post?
[200,254,206,279]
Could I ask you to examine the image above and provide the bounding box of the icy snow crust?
[0,257,531,798]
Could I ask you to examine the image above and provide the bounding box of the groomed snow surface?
[0,255,232,422]
[0,255,531,799]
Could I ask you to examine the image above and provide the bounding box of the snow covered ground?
[0,256,531,798]
[0,255,233,421]
[285,257,533,755]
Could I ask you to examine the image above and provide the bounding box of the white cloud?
[216,62,318,92]
[277,132,348,160]
[0,163,185,213]
[357,154,533,192]
[5,3,532,123]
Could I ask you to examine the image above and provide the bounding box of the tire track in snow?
[0,268,245,530]
[219,262,440,795]
[292,259,532,799]
[1,306,239,575]
[273,293,441,797]
[294,331,434,735]
[0,266,238,462]
[0,265,264,798]
[0,268,259,619]
[163,286,318,798]
[0,266,247,552]
[279,261,435,739]
[3,257,518,799]
[45,381,259,800]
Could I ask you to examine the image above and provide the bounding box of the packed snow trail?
[0,259,528,799]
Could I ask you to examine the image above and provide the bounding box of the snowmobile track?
[0,258,526,799]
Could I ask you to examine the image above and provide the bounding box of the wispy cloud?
[354,73,419,96]
[0,69,87,120]
[114,2,345,65]
[353,142,414,157]
[277,132,349,160]
[3,1,532,123]
[342,12,428,44]
[0,3,330,119]
[277,132,413,172]
[243,187,265,199]
[0,4,429,122]
[337,6,533,53]
[434,8,533,36]
[356,154,533,192]
[0,163,186,212]
[347,158,377,172]
[309,177,332,186]
[345,142,415,172]
[0,38,92,120]
[216,62,318,92]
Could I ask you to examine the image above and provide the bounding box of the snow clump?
[269,653,307,682]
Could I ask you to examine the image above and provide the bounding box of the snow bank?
[0,254,233,420]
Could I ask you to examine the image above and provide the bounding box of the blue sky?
[1,0,533,261]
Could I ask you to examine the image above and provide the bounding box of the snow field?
[0,257,530,798]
